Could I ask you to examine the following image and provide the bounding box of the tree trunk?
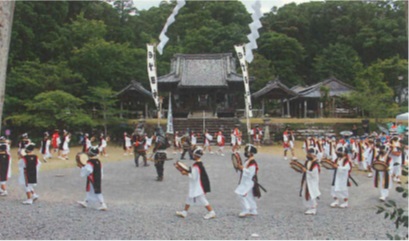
[0,1,15,131]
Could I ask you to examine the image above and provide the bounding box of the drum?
[174,161,190,174]
[181,136,188,145]
[231,152,242,172]
[321,158,337,170]
[290,160,305,173]
[372,161,389,171]
[76,152,88,167]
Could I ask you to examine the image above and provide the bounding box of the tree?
[69,38,147,90]
[346,64,399,121]
[5,60,87,116]
[248,53,276,91]
[364,56,408,104]
[5,90,93,130]
[85,87,119,136]
[258,31,305,86]
[312,43,363,85]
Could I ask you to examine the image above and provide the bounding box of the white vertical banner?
[166,93,174,134]
[234,45,253,118]
[146,44,159,108]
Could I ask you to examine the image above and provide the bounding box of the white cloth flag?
[156,0,186,55]
[245,0,263,63]
[146,44,160,108]
[234,45,253,118]
[166,93,174,134]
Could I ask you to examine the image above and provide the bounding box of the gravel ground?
[0,150,407,240]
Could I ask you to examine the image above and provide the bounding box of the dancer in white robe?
[330,146,352,208]
[235,144,261,217]
[77,146,107,210]
[40,132,52,162]
[202,130,213,154]
[0,144,11,196]
[389,136,403,183]
[374,145,394,202]
[18,143,41,205]
[176,147,216,220]
[300,148,321,215]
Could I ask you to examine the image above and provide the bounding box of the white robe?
[331,157,351,199]
[185,164,209,206]
[204,133,212,146]
[124,136,132,148]
[305,165,321,200]
[191,135,197,146]
[80,162,104,203]
[235,159,257,212]
[235,160,256,196]
[188,165,205,198]
[62,136,70,154]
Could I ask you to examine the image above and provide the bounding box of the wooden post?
[304,100,307,118]
[320,102,323,118]
[286,98,290,117]
[281,98,284,117]
[0,1,15,131]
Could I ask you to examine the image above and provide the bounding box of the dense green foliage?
[3,0,408,135]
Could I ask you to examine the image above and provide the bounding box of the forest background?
[2,0,408,143]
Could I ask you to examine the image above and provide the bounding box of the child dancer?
[176,147,216,219]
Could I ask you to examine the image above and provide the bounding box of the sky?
[132,0,319,13]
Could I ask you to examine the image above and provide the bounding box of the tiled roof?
[116,80,152,98]
[292,77,354,99]
[158,53,252,88]
[252,79,298,99]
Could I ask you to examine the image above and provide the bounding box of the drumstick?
[349,175,359,186]
[258,183,267,193]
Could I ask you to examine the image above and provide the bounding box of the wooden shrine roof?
[158,53,253,88]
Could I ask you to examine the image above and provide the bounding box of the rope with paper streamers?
[244,0,263,63]
[156,0,186,55]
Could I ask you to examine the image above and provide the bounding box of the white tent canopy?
[396,112,408,122]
